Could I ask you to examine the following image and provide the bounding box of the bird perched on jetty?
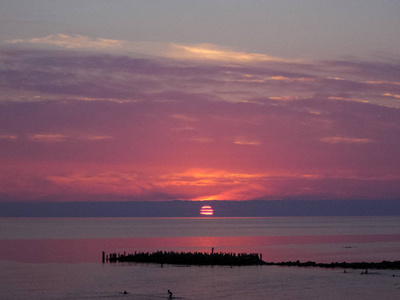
[168,289,173,298]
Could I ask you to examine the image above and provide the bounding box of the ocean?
[1,216,400,299]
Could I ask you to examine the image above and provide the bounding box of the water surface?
[1,217,400,299]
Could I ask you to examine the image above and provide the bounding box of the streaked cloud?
[383,93,400,99]
[29,134,67,143]
[234,137,260,146]
[327,97,369,104]
[28,133,112,143]
[168,43,301,63]
[171,114,198,122]
[0,134,17,140]
[321,136,373,144]
[47,172,148,195]
[6,33,301,64]
[1,40,400,201]
[7,34,126,50]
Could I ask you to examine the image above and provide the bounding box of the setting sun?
[200,206,214,216]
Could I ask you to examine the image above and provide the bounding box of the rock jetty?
[103,250,264,266]
[102,251,400,269]
[263,260,400,270]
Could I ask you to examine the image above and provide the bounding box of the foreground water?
[1,216,400,299]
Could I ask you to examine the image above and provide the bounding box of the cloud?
[320,136,373,144]
[171,114,198,122]
[0,134,17,140]
[6,33,301,64]
[168,43,302,63]
[383,93,400,99]
[2,43,400,109]
[6,34,126,50]
[28,134,112,143]
[234,137,260,146]
[1,42,400,201]
[29,134,67,143]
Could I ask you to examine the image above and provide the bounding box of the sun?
[200,205,213,216]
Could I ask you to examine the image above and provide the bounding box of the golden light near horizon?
[200,205,214,216]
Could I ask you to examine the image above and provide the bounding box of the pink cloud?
[1,47,400,201]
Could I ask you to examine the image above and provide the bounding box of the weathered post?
[102,251,105,263]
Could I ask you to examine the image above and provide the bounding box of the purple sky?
[1,1,400,202]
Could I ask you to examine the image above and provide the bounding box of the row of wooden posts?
[101,250,400,270]
[102,249,264,266]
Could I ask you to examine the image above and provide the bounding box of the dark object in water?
[105,250,265,266]
[168,289,173,298]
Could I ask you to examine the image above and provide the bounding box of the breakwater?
[103,250,264,266]
[264,260,400,270]
[102,251,400,269]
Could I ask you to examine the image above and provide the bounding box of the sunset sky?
[1,1,400,203]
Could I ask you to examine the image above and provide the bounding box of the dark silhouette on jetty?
[103,250,264,266]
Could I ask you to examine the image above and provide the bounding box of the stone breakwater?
[264,260,400,269]
[102,251,400,269]
[103,250,264,266]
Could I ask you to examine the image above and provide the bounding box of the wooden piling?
[102,251,105,263]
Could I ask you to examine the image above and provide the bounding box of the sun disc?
[200,205,213,216]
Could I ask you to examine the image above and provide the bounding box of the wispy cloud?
[0,134,17,140]
[29,134,67,143]
[6,34,301,63]
[6,34,126,50]
[1,38,400,201]
[28,133,112,143]
[234,137,260,146]
[321,136,373,144]
[168,43,302,63]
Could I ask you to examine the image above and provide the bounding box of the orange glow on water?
[200,205,214,216]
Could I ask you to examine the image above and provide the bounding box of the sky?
[1,1,400,203]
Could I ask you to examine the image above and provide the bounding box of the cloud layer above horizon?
[1,34,400,202]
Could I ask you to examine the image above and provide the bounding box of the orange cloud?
[383,93,400,99]
[234,137,261,146]
[169,44,301,63]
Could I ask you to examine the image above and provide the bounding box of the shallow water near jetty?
[1,216,400,299]
[2,260,400,300]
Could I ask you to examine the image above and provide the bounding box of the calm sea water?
[1,216,400,299]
